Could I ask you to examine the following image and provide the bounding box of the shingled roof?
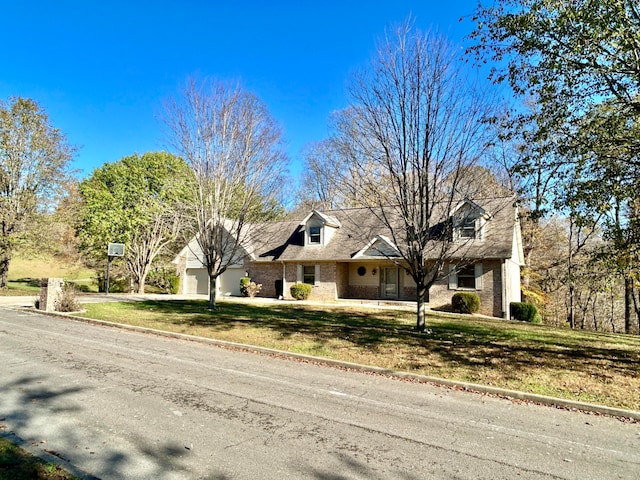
[245,196,520,263]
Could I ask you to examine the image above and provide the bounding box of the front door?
[383,267,398,299]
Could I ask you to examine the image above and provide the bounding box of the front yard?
[77,298,640,412]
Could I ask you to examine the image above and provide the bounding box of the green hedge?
[510,302,540,323]
[290,283,312,300]
[452,292,480,314]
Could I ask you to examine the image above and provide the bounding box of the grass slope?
[3,255,96,296]
[79,298,640,412]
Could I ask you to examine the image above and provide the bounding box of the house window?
[309,226,321,244]
[459,218,476,239]
[456,265,476,289]
[303,265,315,284]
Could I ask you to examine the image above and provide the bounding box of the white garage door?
[185,268,209,295]
[219,267,244,296]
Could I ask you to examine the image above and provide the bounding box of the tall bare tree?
[0,97,75,288]
[296,140,345,211]
[333,22,498,331]
[163,78,288,309]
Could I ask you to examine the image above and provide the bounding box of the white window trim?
[453,215,486,242]
[306,226,323,246]
[297,264,320,286]
[448,263,483,290]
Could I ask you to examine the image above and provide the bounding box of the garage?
[182,267,244,296]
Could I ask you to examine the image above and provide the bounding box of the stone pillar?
[39,278,64,312]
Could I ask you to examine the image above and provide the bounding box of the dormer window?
[458,217,478,239]
[309,226,321,244]
[300,210,341,247]
[451,200,490,241]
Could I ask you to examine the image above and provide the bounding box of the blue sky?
[1,1,483,180]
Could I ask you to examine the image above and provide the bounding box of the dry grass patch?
[77,298,640,411]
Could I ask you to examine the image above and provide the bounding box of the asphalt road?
[1,307,639,479]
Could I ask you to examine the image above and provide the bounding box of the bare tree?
[296,139,345,211]
[333,22,498,331]
[126,209,185,294]
[163,78,288,309]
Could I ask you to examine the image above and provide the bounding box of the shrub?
[240,277,262,298]
[57,283,81,312]
[290,283,312,300]
[451,292,480,314]
[510,302,540,323]
[240,277,251,297]
[169,275,180,294]
[98,276,128,293]
[67,281,92,293]
[148,268,180,294]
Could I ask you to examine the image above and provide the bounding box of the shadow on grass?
[114,299,640,383]
[126,299,406,346]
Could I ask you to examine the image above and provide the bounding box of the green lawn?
[0,438,79,480]
[2,255,98,296]
[78,298,640,412]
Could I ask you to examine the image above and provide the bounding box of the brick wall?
[311,263,337,301]
[429,260,504,317]
[246,262,282,298]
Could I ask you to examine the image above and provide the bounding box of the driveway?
[1,307,639,479]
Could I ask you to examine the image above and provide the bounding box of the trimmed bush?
[290,283,312,300]
[451,292,480,314]
[510,302,540,323]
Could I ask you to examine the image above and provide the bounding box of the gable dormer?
[450,199,491,241]
[299,210,341,247]
[353,235,401,259]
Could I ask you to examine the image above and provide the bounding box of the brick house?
[174,197,524,318]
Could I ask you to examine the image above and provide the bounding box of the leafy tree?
[77,152,191,293]
[332,21,498,331]
[0,96,75,288]
[469,0,640,124]
[162,78,288,310]
[470,0,640,333]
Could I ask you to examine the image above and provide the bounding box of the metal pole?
[106,255,112,294]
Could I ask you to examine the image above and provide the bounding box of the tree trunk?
[415,284,429,332]
[137,271,148,294]
[567,284,575,329]
[208,275,218,310]
[625,275,633,334]
[0,250,12,289]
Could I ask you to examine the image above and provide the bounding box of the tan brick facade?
[246,262,283,298]
[428,259,504,317]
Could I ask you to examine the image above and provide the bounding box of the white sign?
[107,242,125,257]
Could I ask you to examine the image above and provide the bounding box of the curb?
[25,307,640,422]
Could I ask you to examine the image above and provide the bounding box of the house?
[174,197,524,318]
